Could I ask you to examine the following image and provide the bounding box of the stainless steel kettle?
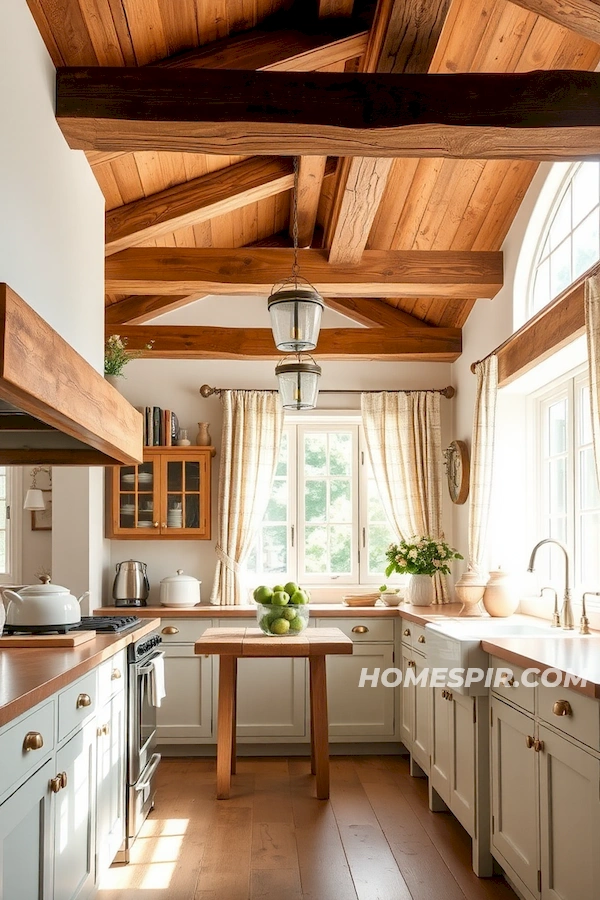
[113,560,149,607]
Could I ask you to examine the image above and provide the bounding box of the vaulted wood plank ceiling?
[25,0,600,359]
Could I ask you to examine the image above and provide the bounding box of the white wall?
[0,0,106,601]
[107,338,454,605]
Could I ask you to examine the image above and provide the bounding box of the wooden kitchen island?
[195,626,353,800]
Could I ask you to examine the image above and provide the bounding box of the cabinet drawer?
[98,649,126,706]
[400,620,427,651]
[490,656,536,714]
[0,700,55,799]
[317,617,393,642]
[58,670,97,743]
[159,618,213,643]
[537,683,600,751]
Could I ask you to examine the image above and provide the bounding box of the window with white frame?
[245,420,396,589]
[533,368,600,596]
[530,161,600,317]
[0,467,21,584]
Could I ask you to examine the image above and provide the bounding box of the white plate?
[138,475,153,483]
[136,521,154,528]
[121,474,135,483]
[120,507,135,514]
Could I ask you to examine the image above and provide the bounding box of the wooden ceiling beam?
[104,247,503,298]
[105,294,207,326]
[110,324,462,361]
[105,157,336,256]
[323,297,434,328]
[508,0,600,46]
[326,0,452,265]
[56,68,600,160]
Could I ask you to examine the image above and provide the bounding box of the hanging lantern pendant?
[268,157,324,353]
[276,354,322,410]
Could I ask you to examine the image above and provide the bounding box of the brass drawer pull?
[23,732,44,752]
[111,668,122,680]
[403,628,411,637]
[417,635,426,644]
[50,775,62,794]
[352,626,369,634]
[501,676,516,687]
[534,739,544,753]
[60,772,68,789]
[446,691,453,702]
[76,693,92,709]
[552,699,572,717]
[407,660,416,668]
[526,735,534,749]
[162,626,179,635]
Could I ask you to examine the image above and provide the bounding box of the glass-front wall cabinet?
[108,448,212,540]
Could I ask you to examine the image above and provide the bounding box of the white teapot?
[3,577,89,632]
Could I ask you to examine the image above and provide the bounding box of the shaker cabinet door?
[156,644,213,740]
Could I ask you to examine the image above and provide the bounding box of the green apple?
[284,581,299,597]
[272,584,285,593]
[281,607,298,621]
[271,590,290,606]
[290,589,308,605]
[289,616,306,632]
[270,618,290,635]
[253,584,274,604]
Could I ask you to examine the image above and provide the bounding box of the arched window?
[530,161,600,316]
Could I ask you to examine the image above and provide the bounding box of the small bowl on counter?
[342,593,380,607]
[379,590,404,607]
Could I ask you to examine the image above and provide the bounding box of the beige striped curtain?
[468,356,498,575]
[361,391,447,603]
[585,273,600,489]
[210,391,283,606]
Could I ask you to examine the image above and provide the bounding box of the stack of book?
[140,407,176,446]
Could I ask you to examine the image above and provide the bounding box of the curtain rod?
[199,384,456,399]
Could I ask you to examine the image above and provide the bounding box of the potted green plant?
[385,536,463,606]
[104,334,152,387]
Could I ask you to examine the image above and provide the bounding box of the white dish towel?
[149,653,166,707]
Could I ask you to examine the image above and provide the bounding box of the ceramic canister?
[482,569,519,617]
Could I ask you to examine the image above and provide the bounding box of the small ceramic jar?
[454,568,486,616]
[482,569,519,617]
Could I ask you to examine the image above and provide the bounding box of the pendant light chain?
[292,155,300,286]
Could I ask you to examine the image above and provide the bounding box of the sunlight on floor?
[98,818,189,892]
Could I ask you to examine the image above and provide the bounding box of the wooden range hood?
[0,284,142,465]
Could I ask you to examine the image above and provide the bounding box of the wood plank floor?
[98,756,517,900]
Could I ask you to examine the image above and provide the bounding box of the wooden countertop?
[482,636,600,699]
[195,626,353,657]
[95,603,467,619]
[0,618,160,728]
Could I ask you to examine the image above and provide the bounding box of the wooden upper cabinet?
[107,447,212,540]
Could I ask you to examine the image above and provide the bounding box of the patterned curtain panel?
[361,391,447,603]
[585,273,600,489]
[468,355,498,575]
[210,390,283,606]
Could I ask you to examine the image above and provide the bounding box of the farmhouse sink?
[424,618,561,695]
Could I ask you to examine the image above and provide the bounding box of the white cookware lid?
[160,569,201,585]
[17,577,73,597]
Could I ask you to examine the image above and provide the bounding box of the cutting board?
[0,630,96,648]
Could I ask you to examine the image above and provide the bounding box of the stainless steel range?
[125,631,163,858]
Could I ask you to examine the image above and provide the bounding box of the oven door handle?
[134,752,162,791]
[137,651,165,675]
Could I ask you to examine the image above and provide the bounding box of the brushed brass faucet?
[527,539,573,630]
[580,592,599,635]
[540,586,560,627]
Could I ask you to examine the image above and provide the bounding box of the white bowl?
[380,592,403,607]
[121,474,135,483]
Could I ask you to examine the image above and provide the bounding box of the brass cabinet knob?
[102,723,110,736]
[153,522,159,528]
[442,690,448,699]
[403,629,411,637]
[111,669,122,680]
[76,693,92,709]
[162,626,179,635]
[60,772,68,789]
[534,739,544,753]
[50,775,62,794]
[552,699,572,717]
[526,735,534,749]
[417,635,426,644]
[352,626,369,634]
[23,732,44,752]
[407,660,416,668]
[501,675,516,687]
[162,523,167,529]
[447,692,453,702]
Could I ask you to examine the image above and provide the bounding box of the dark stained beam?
[56,68,600,160]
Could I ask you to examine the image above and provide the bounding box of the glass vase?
[256,603,309,636]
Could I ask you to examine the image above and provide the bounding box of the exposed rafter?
[109,324,462,361]
[508,0,600,46]
[325,0,452,265]
[104,247,503,298]
[105,294,206,327]
[323,297,434,328]
[57,68,600,160]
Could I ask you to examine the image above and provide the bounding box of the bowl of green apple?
[253,581,310,636]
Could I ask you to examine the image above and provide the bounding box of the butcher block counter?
[95,602,466,619]
[0,617,159,727]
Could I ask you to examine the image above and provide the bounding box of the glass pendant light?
[268,157,324,352]
[275,355,322,410]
